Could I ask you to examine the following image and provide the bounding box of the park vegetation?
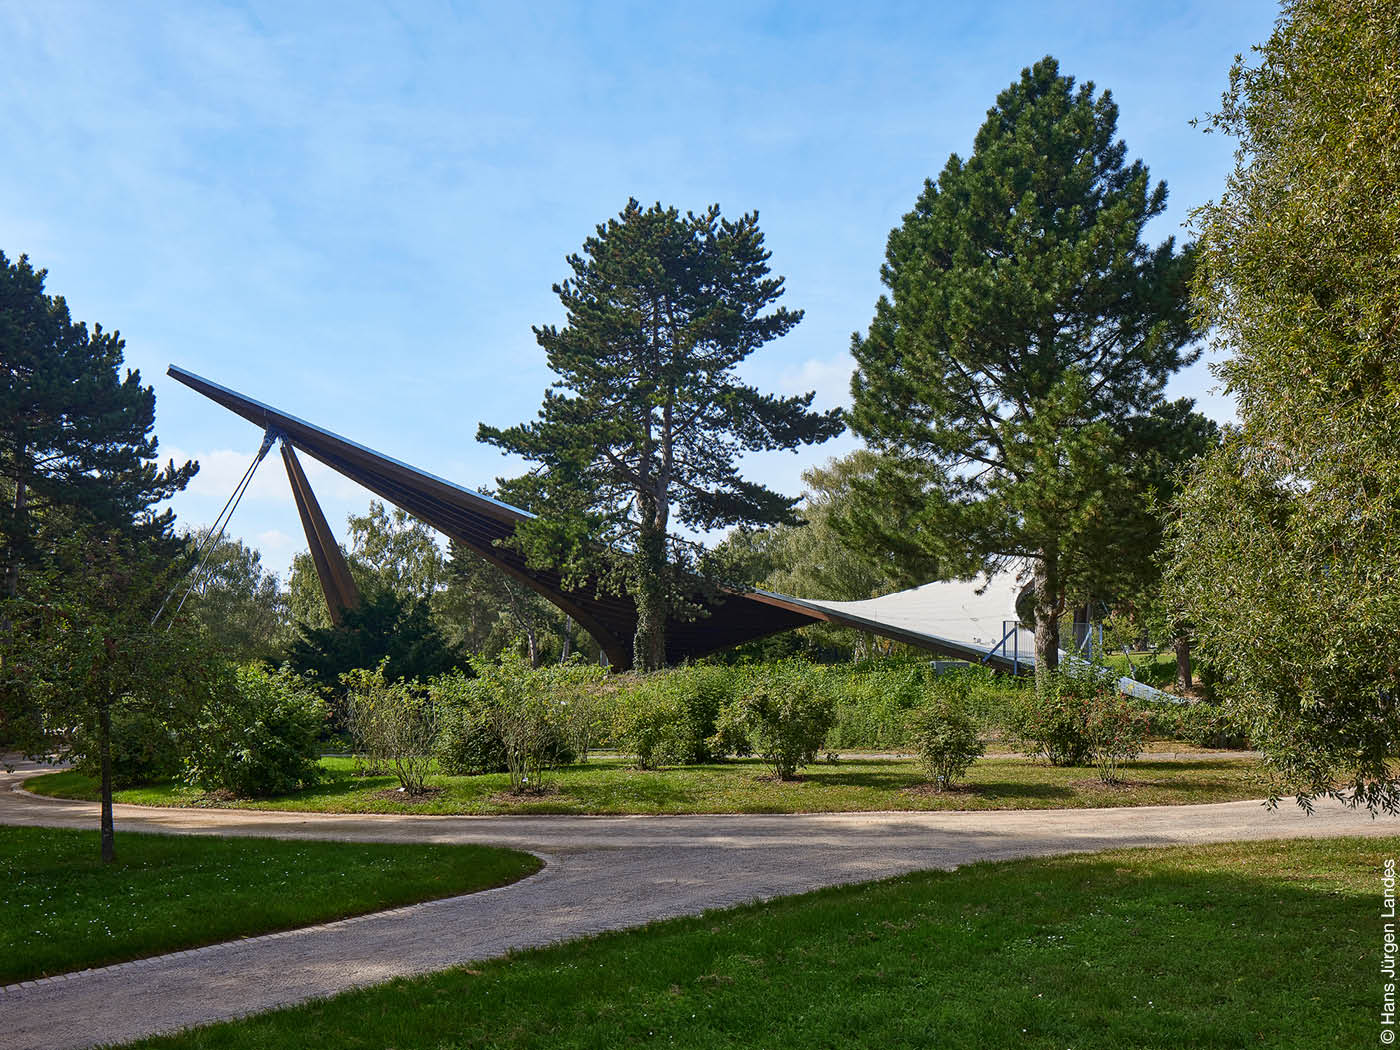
[477,200,844,671]
[842,57,1214,685]
[100,837,1388,1050]
[1167,0,1400,811]
[4,0,1396,860]
[0,826,540,986]
[33,655,1260,819]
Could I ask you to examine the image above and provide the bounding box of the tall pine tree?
[0,251,195,599]
[845,58,1200,680]
[479,200,843,670]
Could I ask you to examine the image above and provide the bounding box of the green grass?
[0,826,541,985]
[120,836,1387,1049]
[1101,650,1180,688]
[28,754,1269,815]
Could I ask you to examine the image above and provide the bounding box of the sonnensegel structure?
[167,365,1173,698]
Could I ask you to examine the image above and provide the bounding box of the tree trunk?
[1174,633,1193,691]
[98,703,116,864]
[4,467,25,599]
[632,517,667,672]
[1032,553,1061,692]
[560,616,574,664]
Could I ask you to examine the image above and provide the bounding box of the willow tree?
[845,57,1199,681]
[479,200,843,670]
[1167,0,1400,811]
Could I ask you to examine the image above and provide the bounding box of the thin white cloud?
[779,356,855,410]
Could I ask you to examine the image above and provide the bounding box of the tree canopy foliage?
[843,57,1204,680]
[0,251,195,599]
[1167,0,1400,811]
[180,528,289,663]
[713,452,907,660]
[0,254,200,860]
[287,589,463,725]
[479,199,842,669]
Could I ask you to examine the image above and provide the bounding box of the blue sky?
[2,0,1279,579]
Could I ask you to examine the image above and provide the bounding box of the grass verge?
[0,826,540,985]
[120,836,1388,1049]
[28,755,1268,815]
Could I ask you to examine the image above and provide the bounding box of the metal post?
[282,441,360,625]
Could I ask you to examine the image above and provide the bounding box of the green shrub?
[184,665,326,797]
[1006,662,1109,766]
[342,665,439,795]
[1164,702,1251,750]
[1083,691,1150,784]
[597,659,1020,756]
[825,662,929,751]
[907,678,986,790]
[1006,662,1153,777]
[739,663,836,779]
[545,662,608,763]
[610,677,688,769]
[709,695,753,759]
[673,664,734,762]
[72,711,182,788]
[1006,695,1090,767]
[430,666,588,778]
[470,657,566,791]
[430,674,508,775]
[605,665,739,767]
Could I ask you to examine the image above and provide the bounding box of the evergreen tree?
[845,58,1199,682]
[0,252,195,598]
[479,200,843,670]
[1167,0,1400,811]
[0,254,201,860]
[286,590,462,728]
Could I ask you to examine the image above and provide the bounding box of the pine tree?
[845,58,1199,682]
[479,200,843,671]
[0,252,199,860]
[0,251,196,598]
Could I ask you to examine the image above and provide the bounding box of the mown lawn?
[0,826,541,985]
[1100,650,1180,688]
[29,754,1269,815]
[121,836,1388,1050]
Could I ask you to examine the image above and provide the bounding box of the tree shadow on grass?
[145,839,1391,1050]
[797,769,922,790]
[936,779,1077,801]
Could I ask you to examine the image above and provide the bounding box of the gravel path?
[2,760,1394,1049]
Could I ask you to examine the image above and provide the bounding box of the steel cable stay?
[151,428,278,628]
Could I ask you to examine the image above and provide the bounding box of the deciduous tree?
[180,529,289,662]
[2,526,219,862]
[1167,0,1400,811]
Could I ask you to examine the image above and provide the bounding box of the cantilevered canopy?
[166,366,1063,675]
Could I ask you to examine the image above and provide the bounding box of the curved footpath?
[2,761,1395,1050]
